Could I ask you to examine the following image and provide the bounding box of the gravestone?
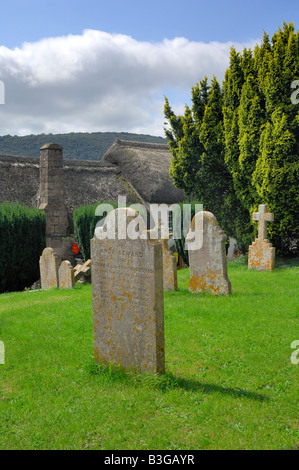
[59,260,75,289]
[186,211,231,295]
[227,237,237,260]
[147,220,177,291]
[39,247,59,290]
[91,208,165,373]
[248,204,275,271]
[161,239,178,291]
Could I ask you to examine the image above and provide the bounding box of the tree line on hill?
[164,22,299,256]
[0,132,166,160]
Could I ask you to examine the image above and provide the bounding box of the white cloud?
[0,30,258,137]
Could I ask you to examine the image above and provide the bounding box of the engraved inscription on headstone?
[91,208,165,373]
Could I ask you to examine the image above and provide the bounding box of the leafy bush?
[0,202,46,293]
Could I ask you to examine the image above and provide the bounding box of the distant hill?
[0,131,167,160]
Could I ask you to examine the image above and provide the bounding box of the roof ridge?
[114,138,168,150]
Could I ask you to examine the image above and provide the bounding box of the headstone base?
[248,238,275,271]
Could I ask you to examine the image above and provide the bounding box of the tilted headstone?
[74,259,91,283]
[147,220,177,291]
[39,247,59,290]
[248,204,275,271]
[186,211,231,296]
[59,260,75,289]
[91,208,165,373]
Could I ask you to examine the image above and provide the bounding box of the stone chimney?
[39,143,75,263]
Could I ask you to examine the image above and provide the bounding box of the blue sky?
[1,0,298,46]
[0,0,298,137]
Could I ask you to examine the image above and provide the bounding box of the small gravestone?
[39,247,59,290]
[227,237,237,260]
[161,239,178,291]
[59,260,75,289]
[248,204,275,271]
[91,208,165,373]
[186,211,231,295]
[147,220,177,291]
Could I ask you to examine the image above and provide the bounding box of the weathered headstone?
[39,247,59,290]
[248,204,275,271]
[227,237,237,260]
[91,208,165,373]
[147,220,177,291]
[186,211,231,295]
[59,260,75,289]
[161,239,178,291]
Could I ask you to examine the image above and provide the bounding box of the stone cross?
[186,211,231,296]
[91,208,165,374]
[248,204,275,271]
[252,204,274,240]
[74,259,91,283]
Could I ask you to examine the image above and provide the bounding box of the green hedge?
[73,201,118,261]
[0,203,46,293]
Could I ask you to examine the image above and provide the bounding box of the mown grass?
[0,258,298,450]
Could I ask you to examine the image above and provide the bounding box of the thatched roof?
[62,159,141,212]
[102,139,185,204]
[0,139,185,212]
[0,154,141,212]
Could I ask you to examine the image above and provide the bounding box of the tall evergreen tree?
[164,23,299,255]
[165,76,249,245]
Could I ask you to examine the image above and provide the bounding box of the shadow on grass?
[85,362,269,402]
[162,374,269,402]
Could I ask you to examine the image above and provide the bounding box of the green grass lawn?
[0,258,298,450]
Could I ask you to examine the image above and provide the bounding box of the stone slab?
[59,260,75,289]
[39,247,59,290]
[186,211,231,295]
[91,208,165,373]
